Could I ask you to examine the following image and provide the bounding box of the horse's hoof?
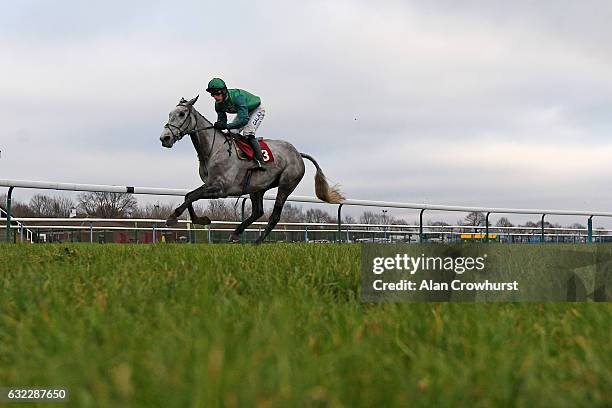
[199,216,211,225]
[228,233,240,243]
[166,216,178,227]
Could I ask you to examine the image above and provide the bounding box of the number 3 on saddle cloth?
[233,136,275,163]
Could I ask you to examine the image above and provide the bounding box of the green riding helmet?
[206,78,227,93]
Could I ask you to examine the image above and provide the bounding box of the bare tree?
[280,203,305,223]
[495,217,514,227]
[391,218,409,225]
[343,215,356,224]
[29,194,75,217]
[29,195,51,216]
[463,211,486,227]
[305,208,333,223]
[360,211,382,225]
[77,192,137,218]
[207,199,239,221]
[12,202,33,217]
[134,202,179,219]
[363,211,407,227]
[536,220,554,228]
[0,193,33,217]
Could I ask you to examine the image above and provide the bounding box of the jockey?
[206,78,266,170]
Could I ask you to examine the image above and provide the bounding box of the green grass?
[0,244,610,407]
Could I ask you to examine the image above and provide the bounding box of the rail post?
[5,186,14,243]
[89,222,93,243]
[587,216,593,243]
[419,208,426,242]
[337,204,343,243]
[541,214,546,243]
[485,212,491,242]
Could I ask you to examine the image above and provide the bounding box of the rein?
[169,103,233,161]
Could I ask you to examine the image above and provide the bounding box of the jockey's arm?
[226,95,249,130]
[215,104,227,125]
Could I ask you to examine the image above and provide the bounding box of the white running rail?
[2,178,611,243]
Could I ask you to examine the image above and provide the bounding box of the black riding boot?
[246,134,266,171]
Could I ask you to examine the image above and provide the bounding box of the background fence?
[2,217,611,244]
[2,178,612,244]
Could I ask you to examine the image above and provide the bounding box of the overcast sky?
[1,1,611,226]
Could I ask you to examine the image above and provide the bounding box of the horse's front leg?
[187,203,211,226]
[166,184,224,226]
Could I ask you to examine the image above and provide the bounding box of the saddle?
[233,136,275,163]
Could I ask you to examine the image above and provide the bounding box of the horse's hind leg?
[254,175,301,244]
[229,191,265,242]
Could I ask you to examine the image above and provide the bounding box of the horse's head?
[160,95,199,148]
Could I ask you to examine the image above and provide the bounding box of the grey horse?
[159,95,344,244]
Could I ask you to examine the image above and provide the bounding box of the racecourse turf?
[0,244,610,407]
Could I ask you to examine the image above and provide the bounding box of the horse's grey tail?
[300,153,345,204]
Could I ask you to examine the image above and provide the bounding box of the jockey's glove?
[213,121,227,130]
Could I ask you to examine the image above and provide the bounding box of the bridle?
[164,103,233,160]
[163,103,214,141]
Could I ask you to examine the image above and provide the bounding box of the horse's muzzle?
[160,135,174,148]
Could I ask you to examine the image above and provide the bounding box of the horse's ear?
[179,97,188,104]
[187,95,199,106]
